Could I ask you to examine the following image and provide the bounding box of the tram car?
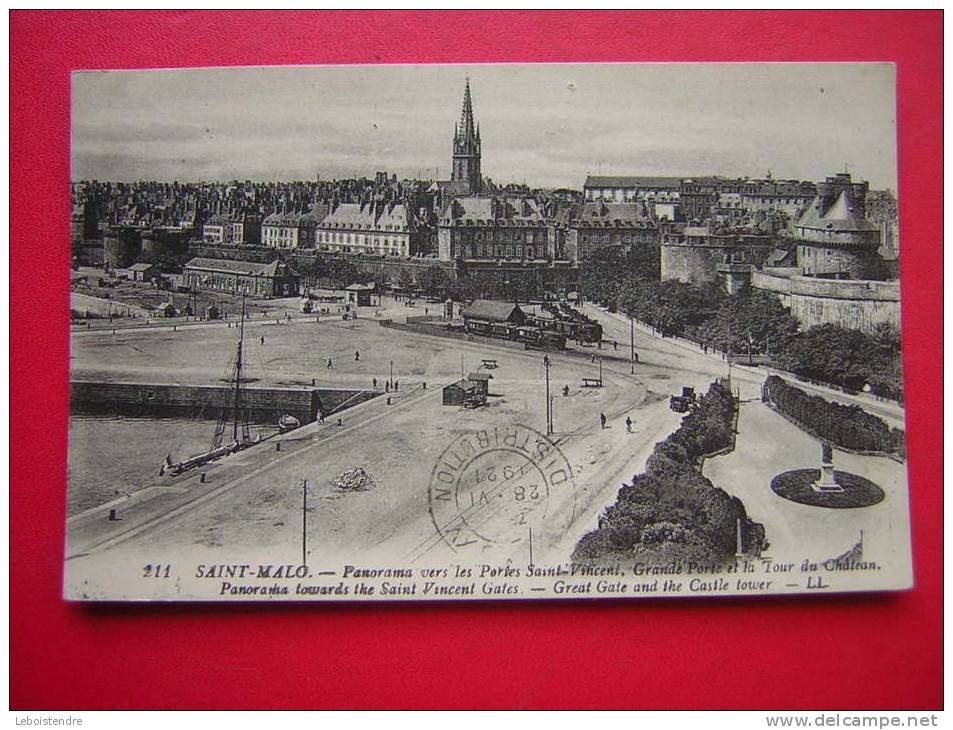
[529,304,603,346]
[572,321,603,346]
[539,331,568,350]
[463,318,567,350]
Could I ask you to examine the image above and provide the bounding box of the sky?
[72,63,898,191]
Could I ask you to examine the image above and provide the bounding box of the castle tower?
[451,77,482,194]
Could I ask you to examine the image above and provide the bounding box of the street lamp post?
[390,359,394,389]
[543,355,552,436]
[301,479,309,566]
[629,313,635,375]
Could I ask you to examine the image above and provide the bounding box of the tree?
[581,244,661,306]
[447,276,479,302]
[397,269,415,292]
[774,324,878,391]
[417,265,450,299]
[696,290,799,358]
[325,257,358,288]
[473,272,498,300]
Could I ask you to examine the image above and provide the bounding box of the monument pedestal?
[812,462,843,493]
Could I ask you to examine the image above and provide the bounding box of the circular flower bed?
[771,469,885,509]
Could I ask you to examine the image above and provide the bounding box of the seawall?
[70,380,378,423]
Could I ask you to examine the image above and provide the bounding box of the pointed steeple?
[450,76,482,194]
[459,76,476,140]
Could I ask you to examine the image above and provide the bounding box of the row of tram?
[464,318,568,350]
[461,300,603,351]
[538,302,603,346]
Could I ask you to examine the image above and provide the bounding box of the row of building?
[72,77,902,336]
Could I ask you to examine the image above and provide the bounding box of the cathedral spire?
[459,76,476,140]
[451,77,482,195]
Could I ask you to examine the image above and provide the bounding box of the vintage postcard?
[65,63,909,601]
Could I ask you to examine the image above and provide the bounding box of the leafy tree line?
[773,323,903,402]
[573,382,766,566]
[579,245,902,401]
[762,376,905,457]
[606,277,903,402]
[402,267,550,303]
[579,245,661,309]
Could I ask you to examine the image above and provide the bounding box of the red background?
[10,11,942,710]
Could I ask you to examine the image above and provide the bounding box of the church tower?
[451,78,482,194]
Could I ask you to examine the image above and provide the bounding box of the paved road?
[585,304,905,428]
[65,299,910,600]
[704,399,911,585]
[66,315,684,599]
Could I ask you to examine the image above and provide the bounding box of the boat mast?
[233,293,249,444]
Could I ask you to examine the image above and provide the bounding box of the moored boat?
[278,414,301,432]
[159,295,259,476]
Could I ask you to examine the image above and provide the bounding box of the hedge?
[762,375,905,458]
[573,382,766,566]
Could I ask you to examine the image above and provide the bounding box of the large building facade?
[557,202,658,262]
[315,202,429,257]
[182,257,299,298]
[583,175,818,223]
[261,206,327,250]
[437,197,549,262]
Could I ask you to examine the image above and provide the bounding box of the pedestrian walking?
[260,336,265,346]
[355,350,360,362]
[394,380,399,391]
[613,340,618,351]
[385,381,390,392]
[327,358,333,369]
[625,416,632,433]
[373,377,378,389]
[563,384,570,397]
[600,412,607,429]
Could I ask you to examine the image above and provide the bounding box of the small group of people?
[599,412,634,433]
[370,377,398,391]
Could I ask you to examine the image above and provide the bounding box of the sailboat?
[159,295,260,477]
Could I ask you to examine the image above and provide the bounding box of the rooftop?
[460,299,524,323]
[183,257,296,277]
[584,175,684,190]
[795,192,879,232]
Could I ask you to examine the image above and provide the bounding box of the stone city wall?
[751,271,900,334]
[660,243,724,285]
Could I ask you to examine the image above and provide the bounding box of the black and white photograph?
[65,62,909,601]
